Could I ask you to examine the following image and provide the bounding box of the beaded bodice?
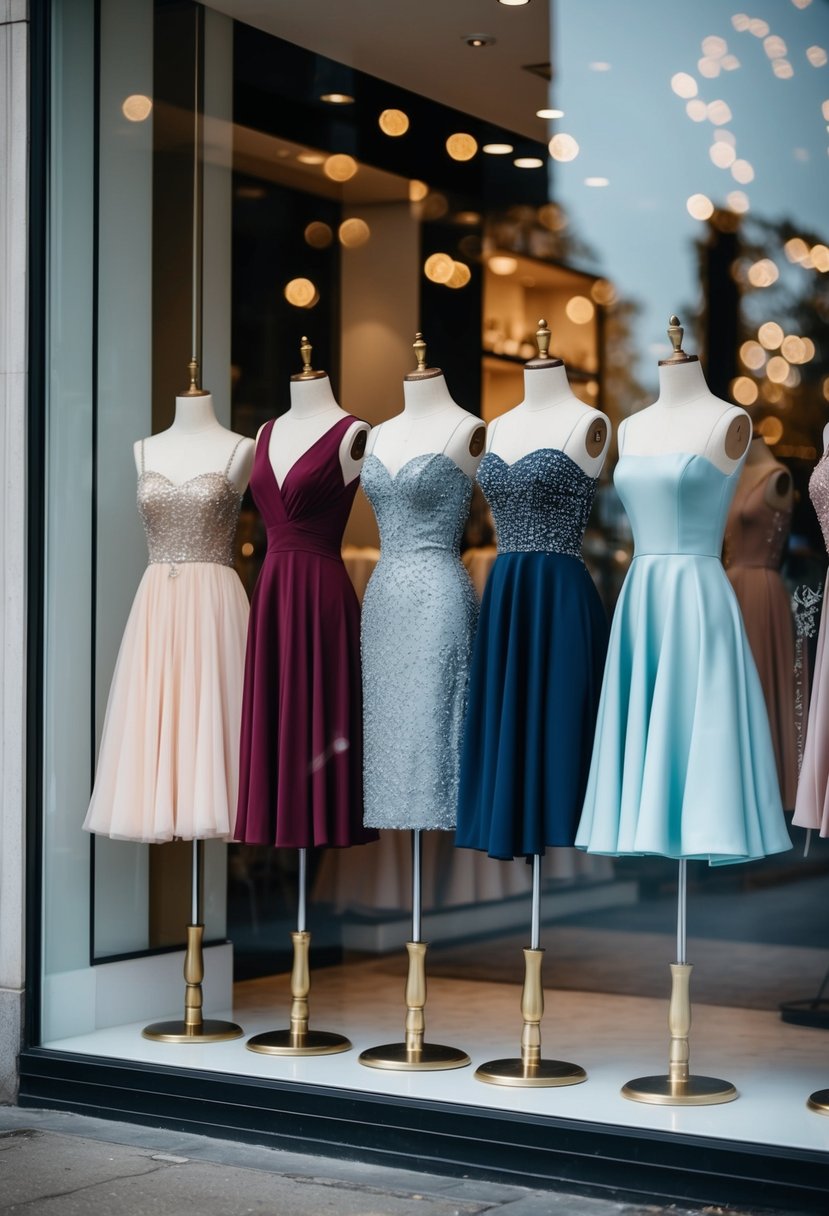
[362,453,473,559]
[479,449,596,557]
[138,438,243,569]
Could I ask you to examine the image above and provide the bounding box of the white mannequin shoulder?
[367,372,484,479]
[134,394,255,494]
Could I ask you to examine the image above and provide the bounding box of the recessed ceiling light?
[514,156,544,168]
[585,177,609,187]
[536,108,564,119]
[463,33,496,47]
[498,1,531,6]
[320,93,354,105]
[483,143,514,154]
[297,152,325,165]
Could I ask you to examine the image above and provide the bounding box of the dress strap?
[441,413,473,455]
[561,411,589,454]
[225,436,245,477]
[140,438,146,474]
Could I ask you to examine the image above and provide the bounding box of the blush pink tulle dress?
[83,439,249,842]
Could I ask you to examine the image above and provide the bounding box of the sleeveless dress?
[456,449,608,860]
[235,417,376,849]
[722,462,798,809]
[361,452,477,830]
[83,440,249,842]
[576,452,792,865]
[793,449,829,836]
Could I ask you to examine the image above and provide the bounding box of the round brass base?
[475,1057,587,1088]
[245,1029,351,1056]
[806,1088,829,1115]
[622,1074,738,1106]
[359,1042,470,1071]
[142,1018,243,1044]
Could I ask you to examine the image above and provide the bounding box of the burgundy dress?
[235,417,376,848]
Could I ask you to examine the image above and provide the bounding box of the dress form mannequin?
[742,435,793,511]
[486,320,610,477]
[261,338,368,487]
[367,333,485,477]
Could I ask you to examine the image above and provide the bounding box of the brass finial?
[291,335,326,381]
[659,314,699,366]
[405,331,442,380]
[525,317,563,370]
[182,357,209,396]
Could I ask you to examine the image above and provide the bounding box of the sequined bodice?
[810,451,829,555]
[723,466,791,570]
[479,449,596,557]
[138,469,242,568]
[362,453,474,559]
[615,452,741,558]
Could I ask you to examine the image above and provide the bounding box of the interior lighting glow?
[792,0,813,8]
[424,253,456,283]
[732,14,751,32]
[807,46,828,67]
[122,94,152,121]
[498,0,532,6]
[338,218,371,248]
[565,295,595,324]
[726,190,750,213]
[707,99,733,124]
[711,142,736,167]
[589,62,611,71]
[749,18,770,37]
[722,55,741,70]
[446,261,472,289]
[822,100,829,120]
[801,337,816,361]
[671,72,698,98]
[538,202,568,231]
[760,416,784,443]
[549,132,579,161]
[747,259,779,287]
[284,278,318,308]
[732,376,759,404]
[324,154,358,182]
[320,93,354,105]
[773,60,795,78]
[811,243,829,271]
[785,365,802,388]
[699,57,721,78]
[784,237,810,262]
[297,152,325,165]
[781,335,808,362]
[514,157,544,168]
[304,222,333,249]
[585,177,609,186]
[536,108,564,119]
[591,279,617,305]
[764,36,788,58]
[483,143,514,154]
[378,109,409,136]
[823,375,829,402]
[687,193,714,220]
[241,542,254,557]
[446,133,478,161]
[702,35,728,58]
[488,256,518,276]
[409,180,429,202]
[758,322,784,349]
[731,158,755,183]
[767,355,790,383]
[686,100,707,121]
[740,340,766,369]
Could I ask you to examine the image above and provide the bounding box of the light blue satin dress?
[576,452,792,865]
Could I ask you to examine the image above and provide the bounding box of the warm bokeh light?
[747,259,779,287]
[241,542,254,558]
[422,192,449,219]
[536,108,565,119]
[801,337,816,361]
[807,46,828,68]
[324,154,358,182]
[726,190,750,213]
[446,261,472,289]
[514,157,544,168]
[297,152,325,165]
[584,176,609,186]
[591,278,617,305]
[740,340,766,370]
[671,72,698,98]
[699,57,721,79]
[714,129,737,146]
[781,335,811,363]
[722,54,741,70]
[378,109,409,136]
[686,99,707,121]
[589,62,612,71]
[732,13,751,32]
[538,202,568,231]
[304,221,333,249]
[284,278,318,308]
[766,355,790,383]
[687,193,714,220]
[784,236,810,263]
[488,256,518,276]
[759,416,784,444]
[409,180,429,202]
[764,36,787,59]
[823,376,829,402]
[122,94,152,121]
[702,35,728,58]
[320,93,354,105]
[454,211,481,225]
[811,243,829,272]
[792,0,813,8]
[338,218,371,248]
[731,376,759,405]
[731,158,754,183]
[565,295,595,324]
[773,59,794,79]
[749,18,770,37]
[482,143,514,154]
[549,133,580,161]
[710,142,736,168]
[706,99,732,125]
[446,133,478,161]
[424,252,456,283]
[823,100,829,121]
[758,321,784,349]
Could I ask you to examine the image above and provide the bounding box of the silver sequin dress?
[83,439,249,842]
[361,452,477,830]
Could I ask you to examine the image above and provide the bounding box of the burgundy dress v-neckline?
[235,415,377,849]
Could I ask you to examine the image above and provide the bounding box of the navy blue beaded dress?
[456,449,608,859]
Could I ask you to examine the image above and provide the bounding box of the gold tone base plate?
[246,1029,351,1056]
[807,1088,829,1115]
[475,1057,587,1088]
[622,1074,738,1106]
[359,1042,470,1071]
[142,1018,243,1044]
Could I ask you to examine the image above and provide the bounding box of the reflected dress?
[576,452,791,865]
[456,449,608,860]
[235,417,376,848]
[794,449,829,835]
[723,462,798,809]
[361,453,477,830]
[83,439,249,842]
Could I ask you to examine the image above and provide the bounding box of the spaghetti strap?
[140,438,146,475]
[441,413,474,455]
[225,436,244,477]
[561,411,589,454]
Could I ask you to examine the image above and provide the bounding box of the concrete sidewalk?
[0,1107,795,1215]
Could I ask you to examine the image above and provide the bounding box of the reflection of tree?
[602,296,650,437]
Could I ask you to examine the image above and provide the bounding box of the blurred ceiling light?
[760,416,784,442]
[514,156,544,168]
[671,72,698,98]
[409,180,429,202]
[747,258,779,286]
[784,365,802,388]
[122,94,152,121]
[324,154,358,181]
[589,62,611,71]
[801,337,817,361]
[320,93,354,104]
[463,33,496,48]
[488,256,518,275]
[565,296,595,324]
[236,185,266,199]
[732,13,751,31]
[304,221,333,248]
[731,158,755,182]
[792,0,813,8]
[483,143,514,154]
[686,99,707,121]
[591,278,617,305]
[781,335,808,362]
[446,133,478,160]
[536,108,564,119]
[284,278,318,308]
[499,0,532,5]
[811,243,829,271]
[710,142,736,167]
[726,189,750,212]
[822,100,829,120]
[740,340,766,369]
[749,18,770,36]
[699,57,721,78]
[338,217,371,247]
[731,376,759,404]
[549,132,579,160]
[297,151,325,165]
[379,109,409,136]
[702,35,728,57]
[714,128,737,145]
[764,35,787,58]
[538,202,568,230]
[758,321,784,348]
[767,355,790,383]
[241,542,254,557]
[784,237,810,262]
[722,54,741,70]
[686,193,714,220]
[807,46,828,67]
[585,176,609,186]
[706,99,732,124]
[454,211,482,225]
[424,253,456,283]
[423,192,449,219]
[447,261,472,288]
[773,59,794,78]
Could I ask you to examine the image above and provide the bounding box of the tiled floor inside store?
[45,956,829,1157]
